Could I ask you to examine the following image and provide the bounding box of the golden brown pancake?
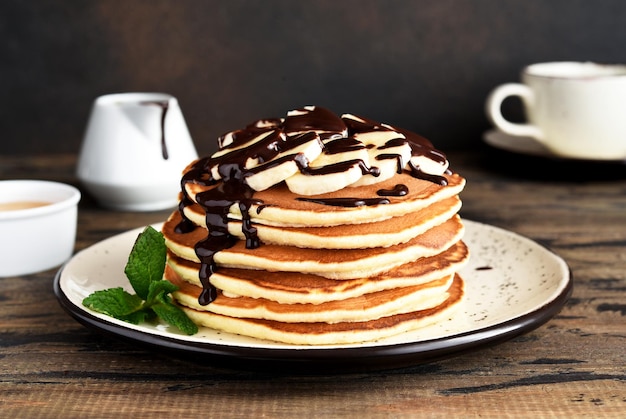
[168,265,455,324]
[182,195,462,249]
[184,171,465,227]
[163,212,464,279]
[166,240,469,304]
[178,274,465,345]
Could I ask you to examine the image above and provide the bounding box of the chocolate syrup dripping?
[283,106,347,135]
[408,141,447,166]
[279,131,325,156]
[247,151,310,176]
[175,157,215,234]
[300,159,380,177]
[192,162,261,305]
[256,204,271,214]
[324,137,366,155]
[342,115,450,186]
[239,199,262,248]
[376,153,405,174]
[296,197,390,207]
[379,138,409,149]
[403,135,449,185]
[193,203,238,305]
[377,184,408,197]
[242,133,323,176]
[342,114,390,134]
[141,100,170,160]
[408,161,448,186]
[372,138,409,174]
[218,119,280,150]
[215,131,322,174]
[174,195,196,234]
[214,129,284,168]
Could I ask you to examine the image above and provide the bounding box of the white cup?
[486,61,626,160]
[77,93,198,211]
[0,180,80,277]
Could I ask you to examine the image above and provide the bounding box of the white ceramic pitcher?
[76,93,198,211]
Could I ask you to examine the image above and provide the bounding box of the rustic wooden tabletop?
[1,150,625,417]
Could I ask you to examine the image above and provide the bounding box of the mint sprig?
[82,226,198,335]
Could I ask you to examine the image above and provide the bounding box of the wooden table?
[2,150,625,417]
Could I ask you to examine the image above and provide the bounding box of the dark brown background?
[3,0,626,156]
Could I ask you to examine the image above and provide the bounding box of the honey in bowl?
[0,201,51,211]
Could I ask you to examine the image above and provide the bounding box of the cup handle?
[485,83,544,140]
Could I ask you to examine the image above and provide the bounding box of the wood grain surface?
[1,150,625,417]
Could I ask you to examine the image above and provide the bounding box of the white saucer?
[483,129,553,158]
[483,129,626,163]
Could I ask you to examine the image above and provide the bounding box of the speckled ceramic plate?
[54,220,572,372]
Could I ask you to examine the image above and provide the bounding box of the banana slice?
[410,154,449,176]
[211,131,325,192]
[209,129,283,180]
[408,142,449,178]
[245,132,325,191]
[350,130,412,187]
[285,136,377,195]
[217,118,283,150]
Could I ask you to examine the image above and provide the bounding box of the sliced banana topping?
[245,132,325,192]
[285,136,375,195]
[350,131,412,187]
[202,106,450,195]
[210,129,283,180]
[410,153,449,176]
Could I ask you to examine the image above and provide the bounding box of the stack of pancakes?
[161,106,468,345]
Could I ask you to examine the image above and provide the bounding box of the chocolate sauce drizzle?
[301,159,380,178]
[324,137,366,154]
[283,106,346,135]
[296,197,390,207]
[174,106,451,305]
[244,132,323,176]
[377,184,409,197]
[193,161,261,305]
[141,100,170,160]
[408,160,448,186]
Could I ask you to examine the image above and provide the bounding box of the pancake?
[179,274,465,345]
[168,265,454,323]
[163,212,464,280]
[166,240,469,304]
[182,195,462,249]
[184,171,465,227]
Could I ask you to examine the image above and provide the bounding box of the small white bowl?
[0,180,81,277]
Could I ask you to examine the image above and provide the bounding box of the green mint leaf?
[124,226,167,300]
[82,225,199,335]
[119,310,152,325]
[152,297,199,336]
[83,287,144,318]
[146,279,179,303]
